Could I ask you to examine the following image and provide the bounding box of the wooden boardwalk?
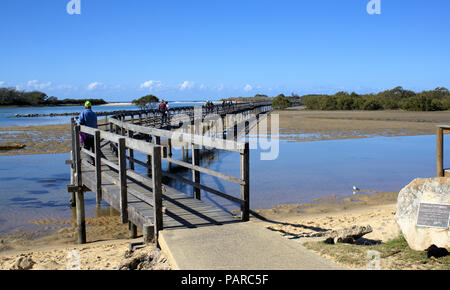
[80,144,239,231]
[68,102,275,245]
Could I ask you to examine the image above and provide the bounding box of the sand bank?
[0,214,171,270]
[271,108,450,142]
[99,103,133,106]
[252,191,400,243]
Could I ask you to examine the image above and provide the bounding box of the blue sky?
[1,0,449,102]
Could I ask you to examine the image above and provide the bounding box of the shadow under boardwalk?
[80,147,240,232]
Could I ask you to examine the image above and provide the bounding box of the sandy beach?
[252,191,400,243]
[99,103,133,106]
[0,214,171,270]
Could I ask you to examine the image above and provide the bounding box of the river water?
[0,133,446,235]
[0,102,206,127]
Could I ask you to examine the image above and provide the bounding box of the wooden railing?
[109,102,273,128]
[69,118,163,244]
[437,125,450,177]
[108,117,251,221]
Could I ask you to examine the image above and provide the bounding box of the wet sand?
[252,191,401,244]
[272,107,450,142]
[0,124,72,156]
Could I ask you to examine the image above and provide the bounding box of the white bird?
[353,186,360,195]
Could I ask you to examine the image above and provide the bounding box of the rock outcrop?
[395,177,450,251]
[298,225,373,244]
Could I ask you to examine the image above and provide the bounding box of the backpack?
[79,110,89,143]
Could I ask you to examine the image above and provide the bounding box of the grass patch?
[304,236,450,270]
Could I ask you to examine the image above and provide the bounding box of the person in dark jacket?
[158,99,167,124]
[78,101,98,154]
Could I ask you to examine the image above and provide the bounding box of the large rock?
[395,177,450,251]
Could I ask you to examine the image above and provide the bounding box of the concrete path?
[158,221,345,270]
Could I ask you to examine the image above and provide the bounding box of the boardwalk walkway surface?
[80,142,239,231]
[159,221,344,270]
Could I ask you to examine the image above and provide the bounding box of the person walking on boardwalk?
[165,101,171,123]
[158,99,167,125]
[77,101,98,155]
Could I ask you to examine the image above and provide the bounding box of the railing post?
[70,118,76,207]
[240,142,250,221]
[192,144,201,200]
[146,135,152,177]
[118,138,128,223]
[94,130,102,205]
[437,127,444,177]
[128,130,135,171]
[74,124,86,244]
[129,222,137,239]
[152,146,163,246]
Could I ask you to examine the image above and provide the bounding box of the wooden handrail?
[80,125,158,156]
[108,118,246,153]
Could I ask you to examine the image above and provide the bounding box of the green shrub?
[301,86,450,111]
[272,94,292,109]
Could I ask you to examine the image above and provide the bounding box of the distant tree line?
[221,93,301,109]
[132,94,159,110]
[301,87,450,111]
[0,87,107,106]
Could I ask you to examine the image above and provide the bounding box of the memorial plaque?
[416,203,450,229]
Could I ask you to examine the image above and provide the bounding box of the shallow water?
[0,102,206,127]
[0,134,447,235]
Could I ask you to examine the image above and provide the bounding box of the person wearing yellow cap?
[78,100,98,156]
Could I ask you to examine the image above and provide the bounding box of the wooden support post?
[437,127,444,177]
[240,142,250,221]
[128,130,135,171]
[69,151,76,207]
[152,146,163,245]
[146,135,152,177]
[94,130,102,205]
[118,138,128,224]
[69,118,76,207]
[74,124,86,244]
[143,224,155,244]
[129,222,137,239]
[109,122,114,153]
[192,144,201,200]
[168,138,173,158]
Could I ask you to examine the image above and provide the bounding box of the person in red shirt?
[158,99,167,124]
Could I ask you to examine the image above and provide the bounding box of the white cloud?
[87,82,104,91]
[27,80,52,90]
[244,84,253,91]
[0,81,5,87]
[180,81,195,90]
[140,80,162,90]
[217,84,224,91]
